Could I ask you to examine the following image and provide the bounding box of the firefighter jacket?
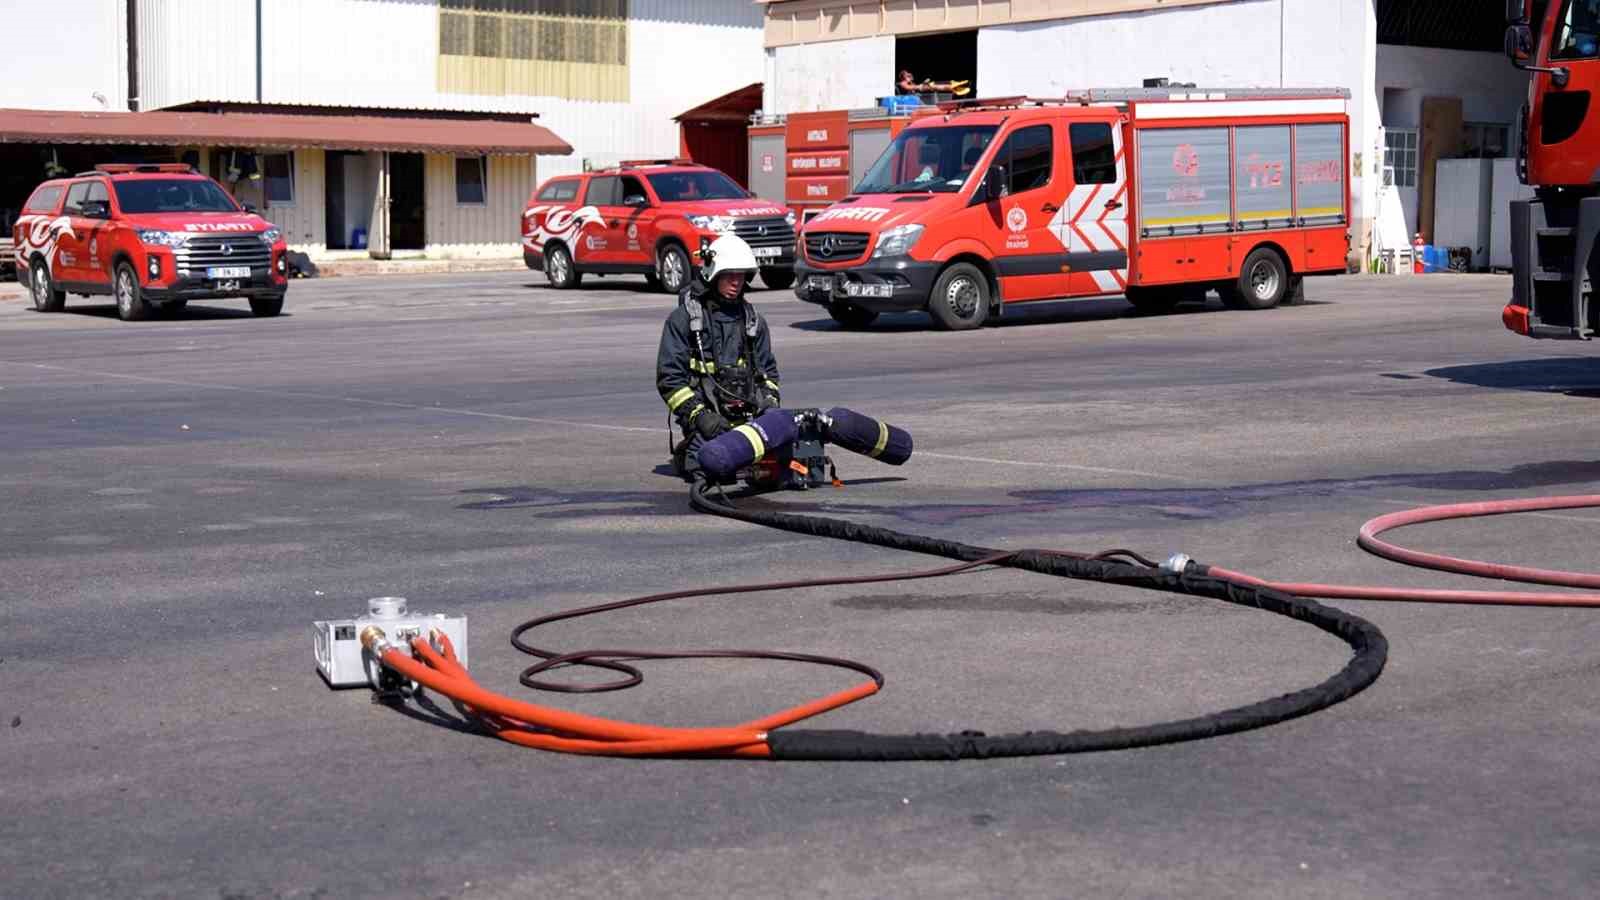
[656,285,781,433]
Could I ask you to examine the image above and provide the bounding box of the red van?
[793,88,1350,329]
[13,163,289,321]
[522,160,796,293]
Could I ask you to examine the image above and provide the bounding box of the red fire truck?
[792,88,1351,330]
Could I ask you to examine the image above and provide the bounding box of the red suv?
[13,163,290,321]
[522,160,796,293]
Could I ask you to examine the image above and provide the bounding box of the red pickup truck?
[13,163,289,321]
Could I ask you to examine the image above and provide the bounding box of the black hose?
[688,481,1389,761]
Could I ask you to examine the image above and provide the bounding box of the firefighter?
[656,233,782,480]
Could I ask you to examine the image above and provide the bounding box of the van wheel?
[657,244,690,294]
[545,243,581,289]
[1123,285,1181,314]
[928,263,990,330]
[828,301,879,329]
[30,257,65,312]
[114,262,150,321]
[250,295,284,317]
[1224,248,1289,310]
[760,267,795,291]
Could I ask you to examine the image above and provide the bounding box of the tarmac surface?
[3,270,1599,898]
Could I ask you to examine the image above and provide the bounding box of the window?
[456,156,487,204]
[438,0,629,102]
[23,184,65,214]
[1553,0,1600,60]
[85,181,109,205]
[618,175,648,205]
[1461,122,1511,159]
[997,125,1052,196]
[647,171,747,202]
[1069,123,1116,185]
[61,182,90,215]
[1383,129,1418,188]
[584,175,620,207]
[114,179,240,214]
[537,178,581,202]
[263,152,294,204]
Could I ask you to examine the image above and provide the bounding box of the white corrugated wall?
[136,0,255,111]
[263,148,327,256]
[0,0,127,111]
[423,154,536,259]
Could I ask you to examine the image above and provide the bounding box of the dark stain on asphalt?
[456,486,682,515]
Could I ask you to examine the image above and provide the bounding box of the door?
[982,123,1070,302]
[579,175,622,265]
[78,179,113,289]
[325,153,347,250]
[613,175,657,268]
[54,181,91,284]
[1057,120,1129,295]
[390,153,426,251]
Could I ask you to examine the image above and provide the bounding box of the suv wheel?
[114,262,150,321]
[30,258,65,312]
[928,262,990,330]
[657,244,690,294]
[545,243,581,289]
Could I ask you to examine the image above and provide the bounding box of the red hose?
[1211,494,1600,608]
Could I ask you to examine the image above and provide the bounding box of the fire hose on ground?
[352,409,1600,760]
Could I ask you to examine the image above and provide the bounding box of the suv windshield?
[113,179,241,214]
[646,171,747,202]
[1553,0,1600,59]
[855,125,998,194]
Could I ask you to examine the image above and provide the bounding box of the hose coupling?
[1161,553,1194,576]
[359,625,393,656]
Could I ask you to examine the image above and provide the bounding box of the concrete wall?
[765,35,897,114]
[0,0,127,111]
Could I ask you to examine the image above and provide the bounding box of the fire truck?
[791,88,1351,330]
[1503,0,1600,339]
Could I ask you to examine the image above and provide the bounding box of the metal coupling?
[1161,553,1194,576]
[359,625,393,656]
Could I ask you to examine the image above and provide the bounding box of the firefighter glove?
[694,409,731,440]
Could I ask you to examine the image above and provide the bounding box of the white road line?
[2,361,659,434]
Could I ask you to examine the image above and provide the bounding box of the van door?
[983,123,1070,302]
[1054,119,1129,296]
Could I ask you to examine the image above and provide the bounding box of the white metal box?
[1433,159,1493,270]
[313,597,468,689]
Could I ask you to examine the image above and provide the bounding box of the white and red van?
[793,88,1350,329]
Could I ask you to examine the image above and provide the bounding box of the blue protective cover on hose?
[826,407,913,466]
[697,409,800,478]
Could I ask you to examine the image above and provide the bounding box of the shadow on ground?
[1426,357,1600,399]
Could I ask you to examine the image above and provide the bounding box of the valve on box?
[312,597,468,691]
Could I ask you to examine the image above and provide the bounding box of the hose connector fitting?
[1161,553,1194,576]
[359,625,393,656]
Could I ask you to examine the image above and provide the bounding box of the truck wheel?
[657,244,690,294]
[760,267,795,291]
[29,257,65,312]
[1225,248,1289,310]
[928,263,990,330]
[545,243,581,289]
[113,262,150,321]
[828,301,879,329]
[1123,285,1181,314]
[250,294,285,317]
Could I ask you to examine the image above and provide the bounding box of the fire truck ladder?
[1510,195,1600,339]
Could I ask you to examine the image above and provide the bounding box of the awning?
[0,107,572,156]
[674,83,763,124]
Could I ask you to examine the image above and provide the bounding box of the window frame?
[537,178,581,203]
[62,181,91,215]
[1383,128,1419,189]
[455,156,488,206]
[262,151,296,206]
[1068,122,1117,186]
[995,123,1054,198]
[23,184,66,214]
[583,175,621,207]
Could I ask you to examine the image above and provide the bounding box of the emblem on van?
[1006,207,1028,233]
[819,236,836,258]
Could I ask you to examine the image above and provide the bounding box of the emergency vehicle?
[793,88,1351,329]
[13,164,289,322]
[522,160,797,294]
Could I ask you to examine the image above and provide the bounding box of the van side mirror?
[1505,24,1533,64]
[80,200,110,219]
[242,202,258,213]
[984,164,1006,202]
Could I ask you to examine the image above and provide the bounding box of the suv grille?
[174,235,271,274]
[804,231,870,264]
[733,216,795,249]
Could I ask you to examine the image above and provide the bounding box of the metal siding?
[748,135,786,204]
[849,127,892,188]
[1,0,126,111]
[267,148,327,256]
[137,0,255,110]
[424,154,534,258]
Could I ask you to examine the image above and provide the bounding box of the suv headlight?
[871,224,924,259]
[689,215,734,233]
[785,210,797,228]
[137,229,188,247]
[259,228,282,244]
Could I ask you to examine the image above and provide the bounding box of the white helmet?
[700,233,759,283]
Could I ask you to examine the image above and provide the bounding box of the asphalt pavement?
[3,269,1599,898]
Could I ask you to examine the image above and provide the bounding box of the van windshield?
[855,125,998,194]
[113,179,241,214]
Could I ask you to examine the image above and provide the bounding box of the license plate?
[214,280,240,291]
[845,282,893,299]
[807,275,832,292]
[752,246,782,259]
[207,266,251,279]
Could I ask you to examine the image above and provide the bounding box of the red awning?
[674,83,764,124]
[0,108,572,156]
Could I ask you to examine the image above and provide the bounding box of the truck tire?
[828,301,879,329]
[1123,285,1181,314]
[113,261,151,321]
[29,256,65,312]
[928,262,990,330]
[250,294,284,317]
[545,243,581,289]
[1224,248,1289,310]
[760,267,795,291]
[657,244,690,294]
